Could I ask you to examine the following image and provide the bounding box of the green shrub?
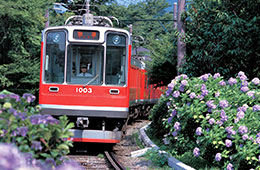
[150,72,260,169]
[0,90,74,167]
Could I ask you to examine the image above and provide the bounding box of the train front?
[39,25,131,143]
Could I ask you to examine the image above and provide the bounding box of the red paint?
[67,138,120,143]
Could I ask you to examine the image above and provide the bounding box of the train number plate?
[76,87,93,94]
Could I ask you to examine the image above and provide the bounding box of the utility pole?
[173,2,177,29]
[177,0,186,75]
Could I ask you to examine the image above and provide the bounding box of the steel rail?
[104,151,126,170]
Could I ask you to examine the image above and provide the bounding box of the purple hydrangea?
[219,80,226,86]
[228,78,237,86]
[193,147,200,157]
[227,163,234,170]
[206,100,217,109]
[225,139,232,147]
[172,91,180,98]
[17,127,28,137]
[189,92,196,99]
[241,80,248,87]
[22,93,36,103]
[196,127,202,136]
[30,114,59,125]
[168,82,176,91]
[209,118,215,125]
[220,110,228,122]
[179,85,185,92]
[31,141,42,151]
[240,86,249,93]
[0,144,27,169]
[172,131,177,137]
[236,111,245,120]
[181,80,188,86]
[251,78,260,85]
[237,105,248,112]
[219,100,229,108]
[200,73,210,81]
[246,91,255,98]
[255,137,260,144]
[201,84,209,96]
[242,134,248,141]
[225,126,236,135]
[166,89,172,97]
[238,71,245,77]
[9,94,21,102]
[213,73,220,79]
[174,122,181,131]
[215,153,221,162]
[253,105,260,112]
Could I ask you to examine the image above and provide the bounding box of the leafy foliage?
[0,0,54,95]
[0,90,74,167]
[182,0,260,80]
[149,72,260,169]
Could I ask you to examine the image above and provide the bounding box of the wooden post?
[177,0,186,74]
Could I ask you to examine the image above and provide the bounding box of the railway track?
[68,145,127,170]
[104,151,127,170]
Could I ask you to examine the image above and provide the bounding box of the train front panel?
[39,26,131,143]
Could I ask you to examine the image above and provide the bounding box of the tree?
[0,0,55,95]
[182,0,260,79]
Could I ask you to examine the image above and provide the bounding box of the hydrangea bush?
[154,72,260,169]
[0,90,76,169]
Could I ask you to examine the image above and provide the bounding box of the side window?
[105,33,127,85]
[44,31,66,83]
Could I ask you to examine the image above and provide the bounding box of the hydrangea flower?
[225,126,236,135]
[228,78,237,86]
[240,86,249,93]
[241,80,248,87]
[9,94,21,102]
[0,144,26,170]
[206,100,217,109]
[242,134,248,141]
[237,105,248,112]
[227,163,234,170]
[181,80,188,86]
[209,118,215,125]
[201,84,209,96]
[246,91,255,98]
[174,122,181,131]
[31,141,42,151]
[189,92,196,99]
[196,127,202,136]
[236,111,245,120]
[253,105,260,112]
[219,100,229,108]
[22,93,36,103]
[172,131,177,137]
[200,73,210,81]
[219,80,226,86]
[215,153,221,162]
[213,73,220,79]
[251,77,260,85]
[193,147,200,157]
[225,139,232,147]
[17,127,28,137]
[172,91,180,98]
[238,71,245,77]
[238,126,248,135]
[220,110,228,122]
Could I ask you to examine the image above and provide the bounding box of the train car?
[39,12,162,143]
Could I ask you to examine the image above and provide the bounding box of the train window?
[66,45,104,85]
[44,31,66,83]
[105,33,126,85]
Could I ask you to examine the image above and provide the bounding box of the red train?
[39,13,162,143]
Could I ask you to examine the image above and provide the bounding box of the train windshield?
[44,31,66,83]
[66,45,104,85]
[105,33,126,85]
